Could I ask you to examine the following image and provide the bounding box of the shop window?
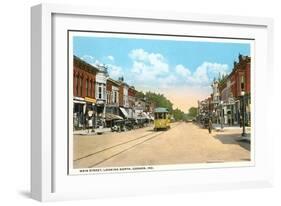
[96,83,106,100]
[114,91,117,103]
[107,92,110,104]
[86,79,88,96]
[103,86,106,101]
[89,80,92,97]
[79,77,82,96]
[241,75,245,91]
[92,81,94,97]
[75,75,78,96]
[98,84,102,99]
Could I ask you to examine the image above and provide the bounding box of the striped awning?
[105,113,123,121]
[120,107,129,118]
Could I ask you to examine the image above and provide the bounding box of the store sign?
[84,97,96,103]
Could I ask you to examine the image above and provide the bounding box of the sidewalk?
[213,123,237,130]
[73,128,111,136]
[212,124,251,142]
[212,123,250,130]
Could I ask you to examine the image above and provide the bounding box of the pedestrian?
[208,118,212,134]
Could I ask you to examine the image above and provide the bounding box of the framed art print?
[31,3,274,201]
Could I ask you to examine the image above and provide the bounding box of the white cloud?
[128,49,229,90]
[81,55,102,66]
[158,75,178,88]
[186,62,229,86]
[173,62,228,88]
[81,55,95,62]
[204,62,228,76]
[107,64,123,80]
[80,53,228,91]
[175,64,191,77]
[128,49,186,89]
[79,54,123,80]
[107,55,114,61]
[129,49,169,80]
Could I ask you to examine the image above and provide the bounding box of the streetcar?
[154,107,170,131]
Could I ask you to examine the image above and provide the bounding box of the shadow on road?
[213,133,250,151]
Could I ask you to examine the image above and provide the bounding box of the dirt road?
[73,122,250,168]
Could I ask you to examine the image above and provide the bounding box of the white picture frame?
[31,3,274,202]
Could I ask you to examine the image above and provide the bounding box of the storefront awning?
[135,112,147,120]
[84,97,96,104]
[120,107,129,118]
[105,113,123,121]
[143,112,150,119]
[73,100,86,104]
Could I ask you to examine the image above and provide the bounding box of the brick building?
[106,78,121,115]
[73,55,99,130]
[229,55,251,98]
[216,54,251,126]
[230,54,251,125]
[117,79,136,119]
[128,86,137,108]
[73,55,97,99]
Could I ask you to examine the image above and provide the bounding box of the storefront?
[95,100,106,128]
[243,94,251,126]
[73,96,96,130]
[84,97,96,129]
[73,97,86,130]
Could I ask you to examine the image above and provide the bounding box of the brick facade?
[106,78,120,105]
[245,62,251,93]
[128,86,137,108]
[118,84,124,107]
[73,56,98,99]
[229,55,251,98]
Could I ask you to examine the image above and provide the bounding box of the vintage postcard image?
[68,31,253,174]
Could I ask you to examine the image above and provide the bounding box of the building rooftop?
[107,78,121,86]
[73,55,99,73]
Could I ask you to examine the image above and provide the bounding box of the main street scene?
[71,33,252,171]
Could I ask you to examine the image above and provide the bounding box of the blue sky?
[73,35,251,111]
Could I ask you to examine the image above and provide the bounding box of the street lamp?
[241,91,246,137]
[220,100,224,130]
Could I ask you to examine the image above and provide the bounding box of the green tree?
[188,107,198,118]
[137,91,189,122]
[136,91,145,99]
[145,91,173,112]
[172,108,185,121]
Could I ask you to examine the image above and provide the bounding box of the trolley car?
[154,107,170,131]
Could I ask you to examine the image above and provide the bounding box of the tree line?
[136,91,198,121]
